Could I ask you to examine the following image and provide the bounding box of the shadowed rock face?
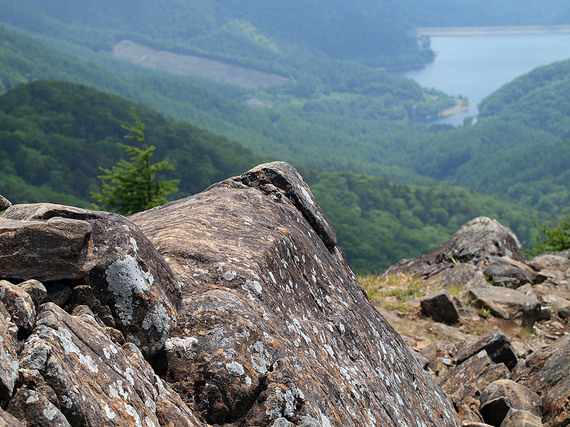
[131,162,461,426]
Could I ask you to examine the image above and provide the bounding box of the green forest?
[0,2,569,272]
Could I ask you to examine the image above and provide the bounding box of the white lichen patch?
[164,337,198,353]
[141,303,171,342]
[105,255,155,325]
[243,280,262,295]
[223,270,237,281]
[225,361,245,375]
[104,404,117,420]
[129,237,138,252]
[43,404,58,421]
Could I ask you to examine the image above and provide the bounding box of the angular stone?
[0,280,36,336]
[528,252,570,272]
[132,162,461,426]
[483,257,537,289]
[439,350,510,403]
[541,294,570,319]
[16,279,47,307]
[512,335,570,426]
[420,340,457,375]
[424,263,488,290]
[0,301,18,401]
[456,328,518,371]
[420,289,460,324]
[0,216,94,282]
[468,287,541,327]
[0,195,12,212]
[2,203,181,358]
[6,388,71,426]
[18,303,202,426]
[500,408,543,427]
[479,379,541,426]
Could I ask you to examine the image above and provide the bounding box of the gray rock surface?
[439,350,510,404]
[131,161,461,426]
[0,301,18,402]
[500,408,543,427]
[468,287,541,327]
[483,257,538,289]
[1,204,181,358]
[386,217,525,280]
[512,335,570,426]
[0,162,464,426]
[15,302,202,426]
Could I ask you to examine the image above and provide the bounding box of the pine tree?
[92,108,179,215]
[530,210,570,256]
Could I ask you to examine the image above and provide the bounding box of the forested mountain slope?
[1,2,569,271]
[0,80,554,271]
[0,80,261,206]
[479,59,570,139]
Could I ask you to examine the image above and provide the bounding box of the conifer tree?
[92,108,179,215]
[530,210,570,255]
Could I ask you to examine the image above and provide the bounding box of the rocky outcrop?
[385,217,526,280]
[381,214,570,427]
[0,162,461,426]
[130,162,460,426]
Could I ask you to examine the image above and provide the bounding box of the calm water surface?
[402,33,570,126]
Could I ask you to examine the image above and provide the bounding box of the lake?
[401,31,570,126]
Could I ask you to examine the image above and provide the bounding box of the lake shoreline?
[416,25,570,36]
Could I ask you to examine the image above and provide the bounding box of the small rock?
[457,328,518,371]
[421,340,457,375]
[479,379,541,426]
[16,279,47,307]
[499,408,543,427]
[541,294,570,319]
[420,290,460,324]
[0,301,19,401]
[0,195,11,212]
[439,350,509,403]
[272,418,294,427]
[483,257,537,289]
[468,287,541,327]
[0,280,36,335]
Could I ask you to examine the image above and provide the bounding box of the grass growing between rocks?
[360,273,425,312]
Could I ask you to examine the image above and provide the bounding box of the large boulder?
[131,162,461,426]
[386,217,525,279]
[0,204,181,357]
[512,335,570,426]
